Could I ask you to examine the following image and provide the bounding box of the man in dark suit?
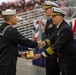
[43,1,60,75]
[0,9,39,75]
[34,7,76,75]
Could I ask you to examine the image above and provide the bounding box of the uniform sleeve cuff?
[41,52,47,57]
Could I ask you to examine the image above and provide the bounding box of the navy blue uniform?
[0,23,38,75]
[44,18,60,75]
[44,20,76,75]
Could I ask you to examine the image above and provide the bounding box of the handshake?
[20,41,46,59]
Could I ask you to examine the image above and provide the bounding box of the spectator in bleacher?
[0,0,45,13]
[23,5,30,12]
[9,5,15,10]
[20,0,25,6]
[27,1,35,11]
[0,9,39,75]
[19,6,25,13]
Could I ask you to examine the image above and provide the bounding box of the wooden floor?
[16,58,46,75]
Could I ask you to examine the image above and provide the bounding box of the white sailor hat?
[2,9,16,15]
[51,7,67,16]
[44,1,59,9]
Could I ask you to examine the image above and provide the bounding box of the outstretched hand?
[21,51,29,58]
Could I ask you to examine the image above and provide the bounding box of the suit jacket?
[0,23,38,66]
